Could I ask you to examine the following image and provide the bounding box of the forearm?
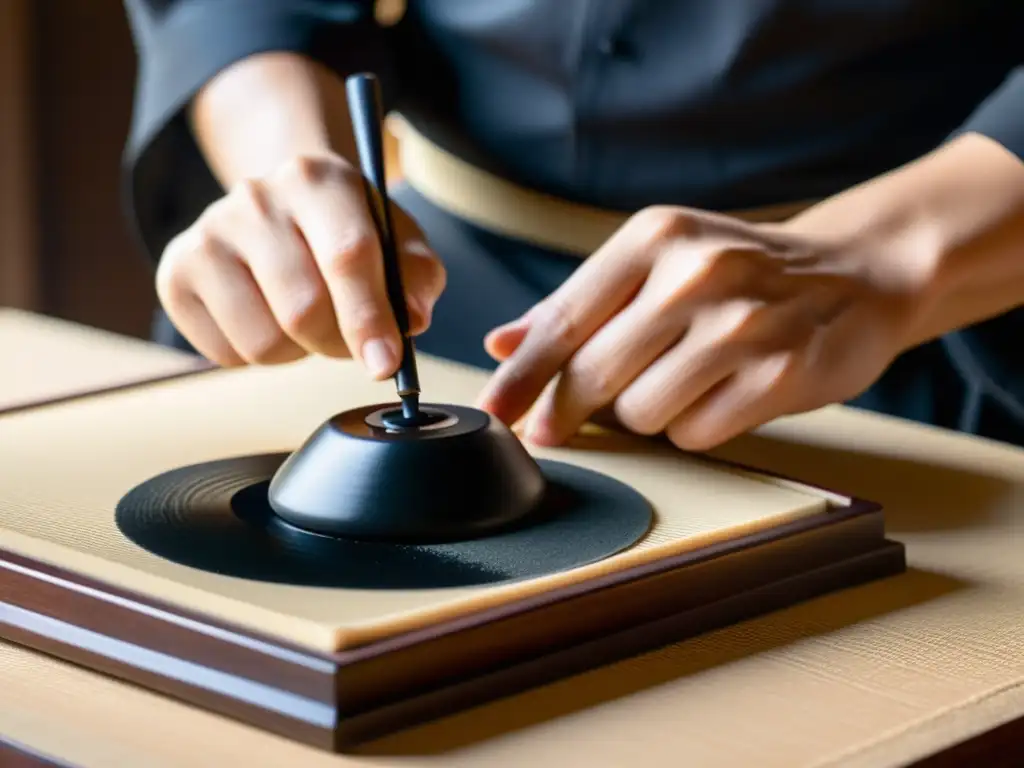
[189,51,358,189]
[783,132,1024,350]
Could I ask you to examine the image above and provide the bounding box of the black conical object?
[268,403,547,542]
[267,74,548,542]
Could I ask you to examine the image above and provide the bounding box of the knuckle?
[156,226,215,300]
[719,299,767,343]
[153,257,180,306]
[241,329,291,364]
[567,355,618,405]
[428,256,448,295]
[189,225,224,260]
[279,285,329,338]
[667,420,719,452]
[231,177,273,219]
[401,244,447,297]
[342,302,388,341]
[279,153,348,188]
[537,297,582,348]
[324,233,379,280]
[613,395,661,436]
[633,205,694,247]
[702,247,759,287]
[660,249,759,307]
[157,233,189,286]
[761,351,798,389]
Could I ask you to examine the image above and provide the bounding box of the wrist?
[783,133,1024,349]
[190,51,357,189]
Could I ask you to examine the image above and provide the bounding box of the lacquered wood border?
[0,736,75,768]
[0,499,903,750]
[337,539,905,748]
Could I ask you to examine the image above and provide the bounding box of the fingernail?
[402,239,435,259]
[361,338,397,379]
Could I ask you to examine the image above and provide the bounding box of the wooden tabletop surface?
[2,310,1024,767]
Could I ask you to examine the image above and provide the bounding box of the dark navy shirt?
[122,0,1024,260]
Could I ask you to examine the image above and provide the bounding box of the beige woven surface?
[0,307,205,412]
[0,348,829,651]
[4,312,1024,766]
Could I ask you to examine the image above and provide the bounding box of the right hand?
[155,151,446,378]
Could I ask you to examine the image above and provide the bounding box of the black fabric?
[115,452,654,589]
[122,0,1024,262]
[123,0,1024,447]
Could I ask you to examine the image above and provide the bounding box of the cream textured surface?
[0,351,829,651]
[3,313,1024,765]
[0,307,205,412]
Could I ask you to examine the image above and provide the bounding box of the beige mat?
[0,308,207,413]
[0,353,832,652]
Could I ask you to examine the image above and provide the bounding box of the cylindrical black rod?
[345,72,421,420]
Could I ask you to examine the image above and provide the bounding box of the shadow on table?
[706,428,1018,534]
[551,416,1019,534]
[360,565,966,757]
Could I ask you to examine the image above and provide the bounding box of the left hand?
[476,205,934,451]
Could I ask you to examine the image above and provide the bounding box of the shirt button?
[597,36,632,59]
[374,0,406,26]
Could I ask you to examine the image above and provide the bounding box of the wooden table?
[2,310,1023,767]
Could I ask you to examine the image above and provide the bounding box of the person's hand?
[477,205,935,451]
[155,151,446,377]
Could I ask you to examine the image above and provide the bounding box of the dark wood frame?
[0,737,73,768]
[0,487,904,752]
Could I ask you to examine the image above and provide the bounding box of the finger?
[159,284,246,367]
[484,320,530,361]
[392,207,447,329]
[482,234,756,364]
[612,325,739,439]
[157,232,247,367]
[398,239,447,335]
[666,352,801,451]
[530,242,776,442]
[191,237,307,365]
[614,290,823,436]
[280,161,401,380]
[477,224,658,425]
[227,180,349,358]
[483,302,545,362]
[523,287,688,445]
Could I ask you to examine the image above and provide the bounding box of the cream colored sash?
[389,115,815,256]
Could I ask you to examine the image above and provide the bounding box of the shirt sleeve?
[121,0,395,262]
[952,66,1024,161]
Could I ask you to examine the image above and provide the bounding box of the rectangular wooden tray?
[0,489,903,751]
